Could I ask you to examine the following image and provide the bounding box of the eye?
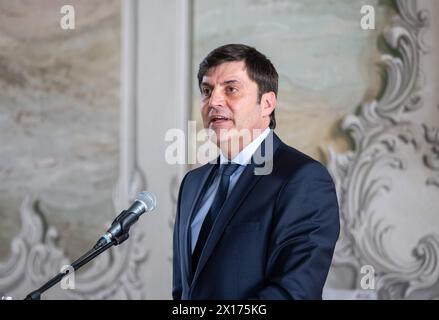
[226,86,238,94]
[201,86,211,97]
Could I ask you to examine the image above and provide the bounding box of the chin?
[213,128,248,154]
[208,128,229,143]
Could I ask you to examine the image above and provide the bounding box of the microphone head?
[137,191,157,213]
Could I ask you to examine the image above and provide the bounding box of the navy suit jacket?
[173,132,340,300]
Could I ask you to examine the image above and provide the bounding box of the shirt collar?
[220,128,271,165]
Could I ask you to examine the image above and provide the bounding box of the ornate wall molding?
[327,0,439,299]
[424,124,439,189]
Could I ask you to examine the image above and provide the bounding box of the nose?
[208,86,225,108]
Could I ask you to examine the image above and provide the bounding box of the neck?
[219,127,268,160]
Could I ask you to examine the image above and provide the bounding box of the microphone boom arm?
[25,211,137,300]
[24,239,115,300]
[23,191,156,300]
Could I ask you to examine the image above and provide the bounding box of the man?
[173,44,340,300]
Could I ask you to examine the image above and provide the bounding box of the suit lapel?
[191,132,282,286]
[182,163,217,283]
[191,163,262,286]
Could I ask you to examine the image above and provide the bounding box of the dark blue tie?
[192,163,241,273]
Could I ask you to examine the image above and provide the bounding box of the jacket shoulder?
[274,141,333,183]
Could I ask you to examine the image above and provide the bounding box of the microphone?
[94,191,157,248]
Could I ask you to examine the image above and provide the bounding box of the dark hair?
[197,44,278,129]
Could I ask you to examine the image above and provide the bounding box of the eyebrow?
[201,79,242,87]
[222,80,241,85]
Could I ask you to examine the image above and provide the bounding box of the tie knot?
[221,163,241,176]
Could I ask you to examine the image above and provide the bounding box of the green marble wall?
[192,0,393,161]
[0,0,121,261]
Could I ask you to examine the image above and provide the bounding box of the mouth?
[208,115,233,126]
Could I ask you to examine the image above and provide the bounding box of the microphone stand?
[24,240,115,300]
[24,210,134,300]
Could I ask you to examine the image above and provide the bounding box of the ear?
[260,91,276,118]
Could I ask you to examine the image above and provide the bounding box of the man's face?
[200,61,270,145]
